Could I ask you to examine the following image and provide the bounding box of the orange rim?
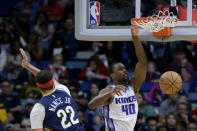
[131,17,178,26]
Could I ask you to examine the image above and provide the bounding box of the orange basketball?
[159,71,182,94]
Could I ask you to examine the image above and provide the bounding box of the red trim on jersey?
[37,77,54,88]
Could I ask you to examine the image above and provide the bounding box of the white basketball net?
[133,10,178,32]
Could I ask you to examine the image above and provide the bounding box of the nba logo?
[89,1,100,26]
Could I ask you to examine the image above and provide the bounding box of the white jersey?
[103,85,138,131]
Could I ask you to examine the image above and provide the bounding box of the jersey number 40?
[122,104,136,115]
[57,106,79,129]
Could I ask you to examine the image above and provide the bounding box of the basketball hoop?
[131,10,178,37]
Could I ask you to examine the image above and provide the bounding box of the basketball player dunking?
[88,26,147,131]
[20,49,84,131]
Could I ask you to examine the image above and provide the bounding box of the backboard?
[75,0,197,41]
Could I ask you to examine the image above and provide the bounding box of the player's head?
[36,70,54,91]
[109,62,129,85]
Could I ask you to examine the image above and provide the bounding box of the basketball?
[159,71,182,94]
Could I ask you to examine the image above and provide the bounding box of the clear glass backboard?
[75,0,197,41]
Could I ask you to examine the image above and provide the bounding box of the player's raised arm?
[88,85,125,110]
[20,48,41,76]
[20,48,60,84]
[130,26,147,94]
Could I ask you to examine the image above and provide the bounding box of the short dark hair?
[36,70,54,90]
[108,62,120,75]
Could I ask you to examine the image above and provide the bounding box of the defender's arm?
[20,48,59,84]
[20,48,41,76]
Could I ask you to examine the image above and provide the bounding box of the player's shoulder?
[55,83,71,95]
[55,83,67,88]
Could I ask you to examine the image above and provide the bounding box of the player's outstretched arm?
[20,48,61,86]
[20,48,41,76]
[130,26,147,94]
[88,85,125,110]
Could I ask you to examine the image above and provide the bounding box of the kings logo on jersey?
[89,1,100,26]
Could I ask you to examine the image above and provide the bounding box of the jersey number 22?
[57,106,79,129]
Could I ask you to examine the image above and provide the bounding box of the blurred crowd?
[0,0,197,131]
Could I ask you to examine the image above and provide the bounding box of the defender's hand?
[20,48,29,68]
[131,25,139,37]
[111,85,126,96]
